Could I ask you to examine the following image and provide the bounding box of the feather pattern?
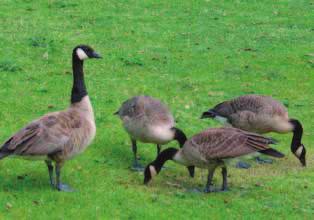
[0,96,95,161]
[116,96,175,144]
[177,127,280,168]
[212,95,292,133]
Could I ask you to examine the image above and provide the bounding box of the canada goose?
[0,45,101,191]
[115,96,194,175]
[144,127,284,192]
[201,95,306,166]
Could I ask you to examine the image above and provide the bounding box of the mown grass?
[0,0,313,219]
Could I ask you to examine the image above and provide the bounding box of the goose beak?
[200,111,215,119]
[187,166,195,178]
[91,51,102,59]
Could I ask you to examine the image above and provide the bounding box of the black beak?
[187,166,195,178]
[200,110,216,119]
[91,51,102,59]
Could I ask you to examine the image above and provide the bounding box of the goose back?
[213,95,291,133]
[178,128,275,168]
[116,96,175,143]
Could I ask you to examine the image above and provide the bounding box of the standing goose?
[144,127,284,192]
[0,45,101,191]
[201,95,306,166]
[115,96,194,175]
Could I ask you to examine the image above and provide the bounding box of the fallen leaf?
[42,52,49,60]
[5,202,12,210]
[242,48,257,52]
[166,181,182,188]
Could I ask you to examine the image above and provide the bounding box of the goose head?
[73,45,102,60]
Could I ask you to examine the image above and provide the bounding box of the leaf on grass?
[5,202,12,210]
[242,48,257,52]
[304,53,314,57]
[166,181,182,188]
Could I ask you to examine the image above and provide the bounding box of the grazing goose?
[115,96,194,175]
[0,45,101,191]
[201,95,306,166]
[144,127,284,192]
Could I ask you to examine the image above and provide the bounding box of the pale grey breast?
[117,96,175,142]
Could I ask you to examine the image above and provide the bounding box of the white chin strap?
[76,48,88,60]
[295,145,303,157]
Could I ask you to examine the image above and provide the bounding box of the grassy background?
[0,0,313,218]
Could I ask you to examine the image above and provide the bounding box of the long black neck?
[172,127,187,148]
[71,54,87,103]
[289,119,303,151]
[153,148,178,173]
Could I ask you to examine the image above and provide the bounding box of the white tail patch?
[150,125,174,143]
[149,165,157,177]
[295,146,303,157]
[76,48,88,60]
[271,116,293,133]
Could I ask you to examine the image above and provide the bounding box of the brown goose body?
[116,96,175,144]
[201,95,306,166]
[144,127,284,192]
[175,128,278,167]
[0,45,101,191]
[1,96,95,161]
[209,95,291,133]
[115,96,189,172]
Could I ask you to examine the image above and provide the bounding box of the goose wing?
[213,95,287,117]
[188,128,277,159]
[0,112,72,156]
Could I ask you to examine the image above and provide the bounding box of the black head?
[143,148,178,185]
[200,110,216,119]
[73,45,102,60]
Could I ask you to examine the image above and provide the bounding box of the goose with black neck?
[115,96,195,176]
[201,95,306,167]
[144,127,284,192]
[0,45,101,192]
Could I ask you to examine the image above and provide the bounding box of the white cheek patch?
[76,48,88,60]
[149,165,157,177]
[295,146,304,157]
[215,116,228,124]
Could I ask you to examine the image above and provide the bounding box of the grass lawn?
[0,0,313,218]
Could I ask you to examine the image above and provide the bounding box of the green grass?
[0,0,313,218]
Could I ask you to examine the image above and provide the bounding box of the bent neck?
[153,148,178,173]
[290,119,303,150]
[71,55,87,104]
[172,127,187,148]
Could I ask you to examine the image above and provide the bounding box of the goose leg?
[221,167,228,191]
[55,162,74,192]
[131,139,144,171]
[45,160,54,187]
[204,167,216,193]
